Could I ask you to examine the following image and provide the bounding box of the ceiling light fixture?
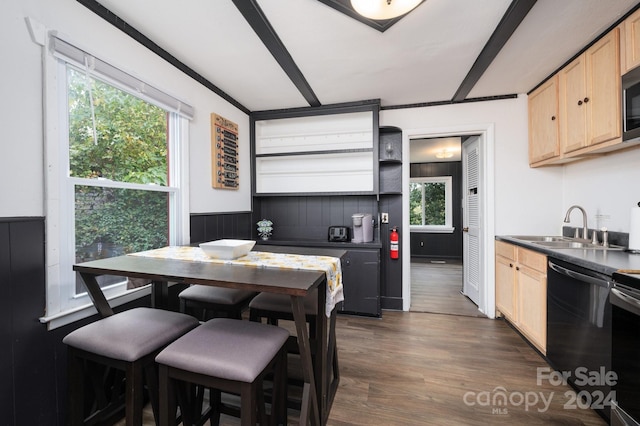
[350,0,422,20]
[435,149,454,159]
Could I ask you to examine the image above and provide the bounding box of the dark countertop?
[255,239,383,250]
[496,235,640,276]
[253,244,348,258]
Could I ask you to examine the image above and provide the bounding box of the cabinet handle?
[463,227,469,232]
[551,116,556,121]
[509,263,514,268]
[516,266,520,271]
[583,97,589,103]
[577,100,583,105]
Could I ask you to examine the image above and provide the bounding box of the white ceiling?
[410,137,462,163]
[95,0,638,112]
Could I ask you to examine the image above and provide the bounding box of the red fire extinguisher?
[390,227,399,259]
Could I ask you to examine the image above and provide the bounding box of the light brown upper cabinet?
[622,8,640,73]
[528,76,560,166]
[559,29,621,155]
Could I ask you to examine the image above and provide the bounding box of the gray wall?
[0,213,239,425]
[409,161,463,259]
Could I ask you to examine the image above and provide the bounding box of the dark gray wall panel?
[0,216,193,426]
[379,195,403,301]
[409,161,463,259]
[0,222,14,425]
[9,219,54,425]
[254,196,378,242]
[190,212,252,243]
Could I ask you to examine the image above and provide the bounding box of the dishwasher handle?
[611,287,640,317]
[548,260,612,289]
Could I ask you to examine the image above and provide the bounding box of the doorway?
[401,124,495,318]
[407,136,480,316]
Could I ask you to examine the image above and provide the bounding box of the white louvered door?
[462,137,480,306]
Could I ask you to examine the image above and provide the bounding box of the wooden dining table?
[73,244,345,426]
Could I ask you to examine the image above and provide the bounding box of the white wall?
[6,0,633,235]
[562,148,640,233]
[380,95,565,237]
[1,0,251,218]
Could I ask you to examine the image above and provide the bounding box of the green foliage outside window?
[409,181,446,226]
[68,67,170,261]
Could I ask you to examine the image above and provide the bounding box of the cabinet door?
[528,76,560,164]
[623,9,640,73]
[517,265,547,353]
[495,255,517,322]
[560,54,588,154]
[341,249,380,316]
[586,29,621,146]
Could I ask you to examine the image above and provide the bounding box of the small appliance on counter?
[351,213,373,243]
[628,201,640,253]
[328,226,350,242]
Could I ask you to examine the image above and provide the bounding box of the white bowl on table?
[199,239,256,260]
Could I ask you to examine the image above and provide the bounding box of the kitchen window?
[409,176,454,233]
[42,35,192,328]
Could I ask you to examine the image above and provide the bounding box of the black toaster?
[328,226,350,242]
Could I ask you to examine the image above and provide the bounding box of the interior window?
[409,176,454,232]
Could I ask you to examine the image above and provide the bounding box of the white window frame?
[39,33,191,329]
[409,176,454,233]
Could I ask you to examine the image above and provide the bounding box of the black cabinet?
[340,249,381,317]
[378,126,403,310]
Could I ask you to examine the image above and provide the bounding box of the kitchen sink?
[510,235,625,250]
[510,235,571,242]
[534,241,598,249]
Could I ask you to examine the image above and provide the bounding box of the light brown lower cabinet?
[495,241,547,354]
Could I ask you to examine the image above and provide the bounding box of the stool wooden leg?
[158,365,175,426]
[144,363,160,422]
[271,347,288,426]
[125,360,144,426]
[208,388,222,426]
[256,380,269,426]
[240,382,257,426]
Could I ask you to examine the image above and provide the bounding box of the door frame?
[402,123,496,318]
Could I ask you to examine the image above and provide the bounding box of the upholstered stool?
[249,290,318,349]
[63,307,199,426]
[178,285,257,320]
[249,290,340,412]
[156,318,289,426]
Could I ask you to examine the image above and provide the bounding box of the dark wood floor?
[123,312,606,425]
[120,261,606,425]
[410,258,483,317]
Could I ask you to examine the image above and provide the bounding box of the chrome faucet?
[563,205,588,239]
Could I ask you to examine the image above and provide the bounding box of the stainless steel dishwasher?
[546,257,613,422]
[610,272,640,426]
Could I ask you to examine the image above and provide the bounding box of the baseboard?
[381,296,403,310]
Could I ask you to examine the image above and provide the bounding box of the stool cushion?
[249,290,318,315]
[63,307,199,362]
[179,285,256,305]
[156,318,289,383]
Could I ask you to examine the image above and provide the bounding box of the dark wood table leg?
[80,272,114,318]
[291,295,321,426]
[151,280,169,309]
[315,282,329,424]
[326,307,339,419]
